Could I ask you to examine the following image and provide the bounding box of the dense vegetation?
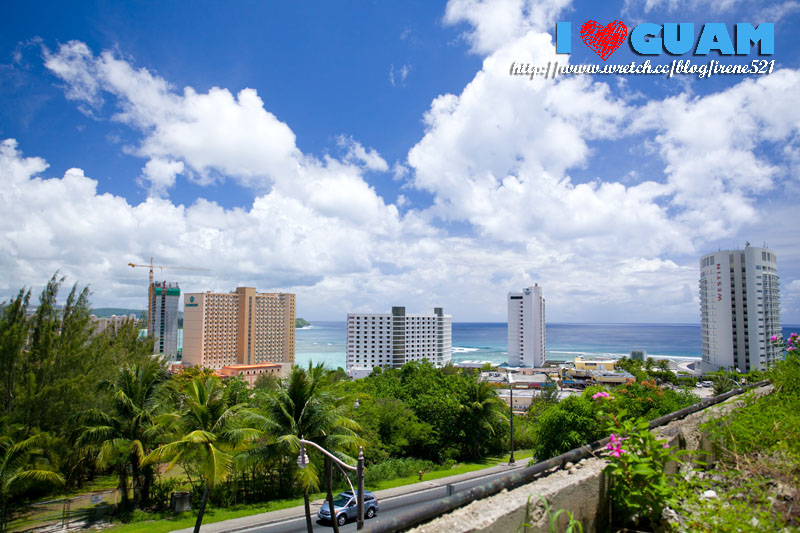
[666,334,800,531]
[2,274,717,532]
[529,382,698,461]
[0,277,513,531]
[0,275,156,529]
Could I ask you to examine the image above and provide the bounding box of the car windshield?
[333,495,351,507]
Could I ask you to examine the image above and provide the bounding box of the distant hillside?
[91,308,145,318]
[296,318,310,328]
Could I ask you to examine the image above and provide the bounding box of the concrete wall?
[408,385,772,533]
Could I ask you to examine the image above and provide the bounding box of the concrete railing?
[365,382,770,533]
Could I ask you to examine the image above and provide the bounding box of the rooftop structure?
[216,362,286,388]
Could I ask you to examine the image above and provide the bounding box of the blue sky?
[2,0,799,323]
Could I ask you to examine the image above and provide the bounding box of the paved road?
[237,492,438,533]
[175,462,527,533]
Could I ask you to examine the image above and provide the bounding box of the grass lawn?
[104,450,533,531]
[370,450,534,491]
[104,494,324,533]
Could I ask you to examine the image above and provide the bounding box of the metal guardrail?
[365,381,769,533]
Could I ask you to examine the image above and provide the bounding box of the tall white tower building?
[346,307,452,378]
[508,284,546,367]
[700,244,781,373]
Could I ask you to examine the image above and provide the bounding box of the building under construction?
[128,257,208,361]
[150,281,180,361]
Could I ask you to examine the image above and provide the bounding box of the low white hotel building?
[346,306,452,378]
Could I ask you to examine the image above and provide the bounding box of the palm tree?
[250,364,362,533]
[0,433,64,530]
[145,376,257,533]
[79,360,168,509]
[459,381,506,459]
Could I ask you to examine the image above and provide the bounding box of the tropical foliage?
[79,360,168,510]
[1,273,708,531]
[532,384,697,460]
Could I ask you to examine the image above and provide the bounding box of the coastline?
[288,322,798,370]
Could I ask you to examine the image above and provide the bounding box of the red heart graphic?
[580,20,627,61]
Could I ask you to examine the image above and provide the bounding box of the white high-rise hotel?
[508,284,546,368]
[700,244,781,373]
[346,307,452,378]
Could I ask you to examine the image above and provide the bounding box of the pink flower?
[606,435,626,457]
[770,335,778,342]
[592,391,611,401]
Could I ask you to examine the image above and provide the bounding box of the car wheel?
[366,507,376,519]
[337,513,347,526]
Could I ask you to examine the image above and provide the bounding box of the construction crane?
[128,257,210,332]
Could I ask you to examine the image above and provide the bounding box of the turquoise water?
[175,323,799,369]
[293,322,800,370]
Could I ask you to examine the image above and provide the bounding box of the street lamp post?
[508,373,515,466]
[297,438,366,530]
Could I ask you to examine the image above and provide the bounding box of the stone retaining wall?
[408,385,772,533]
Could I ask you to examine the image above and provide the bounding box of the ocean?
[293,322,800,370]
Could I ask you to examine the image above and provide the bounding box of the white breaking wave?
[452,347,480,353]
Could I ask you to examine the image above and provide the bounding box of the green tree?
[0,275,156,496]
[350,397,434,461]
[458,381,506,459]
[17,275,93,433]
[145,376,257,533]
[614,380,697,420]
[79,360,168,509]
[616,357,647,381]
[252,364,362,533]
[528,378,559,419]
[0,433,64,530]
[532,394,604,460]
[0,289,31,417]
[253,372,280,392]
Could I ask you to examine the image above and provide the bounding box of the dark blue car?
[318,490,379,526]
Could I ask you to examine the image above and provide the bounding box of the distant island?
[296,318,310,328]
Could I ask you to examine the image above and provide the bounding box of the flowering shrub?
[593,393,681,529]
[772,332,799,357]
[770,332,800,395]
